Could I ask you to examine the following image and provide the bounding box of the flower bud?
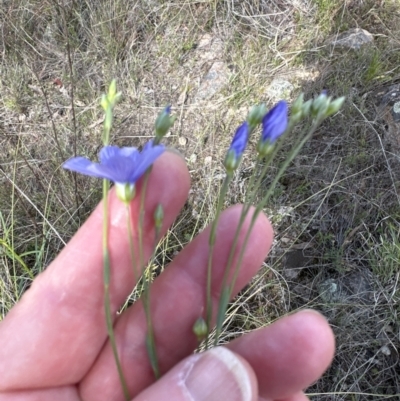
[193,317,208,342]
[224,149,240,173]
[301,99,313,117]
[155,106,176,140]
[224,122,249,173]
[256,138,274,157]
[154,204,164,229]
[291,93,304,115]
[108,79,117,99]
[325,96,345,117]
[247,104,267,128]
[311,92,329,118]
[101,93,109,112]
[257,100,288,155]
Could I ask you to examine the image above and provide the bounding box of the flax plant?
[63,82,167,398]
[62,79,345,393]
[202,93,345,345]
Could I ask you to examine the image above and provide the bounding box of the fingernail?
[181,347,253,401]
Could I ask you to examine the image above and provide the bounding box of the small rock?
[266,78,294,100]
[319,278,341,303]
[189,154,197,164]
[197,34,224,61]
[328,28,373,50]
[194,61,229,101]
[204,156,212,165]
[197,33,213,49]
[380,345,391,356]
[178,137,188,146]
[283,249,310,280]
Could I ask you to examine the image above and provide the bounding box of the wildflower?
[257,101,288,156]
[63,141,165,203]
[224,122,249,173]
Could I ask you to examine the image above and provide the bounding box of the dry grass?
[1,0,400,399]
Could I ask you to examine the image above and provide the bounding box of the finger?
[80,206,273,401]
[0,386,79,401]
[132,347,258,401]
[228,310,335,400]
[0,151,190,391]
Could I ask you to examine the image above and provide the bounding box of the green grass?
[1,0,400,399]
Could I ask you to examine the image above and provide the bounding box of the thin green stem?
[245,120,297,207]
[126,204,138,284]
[205,173,232,349]
[102,179,130,401]
[230,120,323,294]
[214,119,322,346]
[138,170,160,379]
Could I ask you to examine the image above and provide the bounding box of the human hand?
[0,151,334,401]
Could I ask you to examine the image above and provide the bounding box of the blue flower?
[63,141,165,202]
[229,122,249,158]
[224,122,249,172]
[261,100,288,145]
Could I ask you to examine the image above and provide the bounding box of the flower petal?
[229,122,249,158]
[63,157,107,179]
[63,142,166,185]
[261,101,288,144]
[99,146,123,163]
[125,144,165,183]
[119,147,139,158]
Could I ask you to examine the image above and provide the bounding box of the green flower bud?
[102,80,121,112]
[311,92,329,118]
[289,111,303,124]
[155,106,176,140]
[247,104,267,128]
[101,94,109,112]
[108,79,117,99]
[291,93,304,115]
[301,99,313,117]
[325,96,345,117]
[154,204,164,229]
[192,317,208,342]
[115,183,136,204]
[256,137,274,157]
[223,149,240,173]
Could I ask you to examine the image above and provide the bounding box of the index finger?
[0,151,190,391]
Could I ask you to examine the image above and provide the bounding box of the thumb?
[133,347,258,401]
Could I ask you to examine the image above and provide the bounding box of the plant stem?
[204,173,232,349]
[138,170,160,379]
[102,179,130,401]
[214,119,321,345]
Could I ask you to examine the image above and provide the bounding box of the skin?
[0,152,335,401]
